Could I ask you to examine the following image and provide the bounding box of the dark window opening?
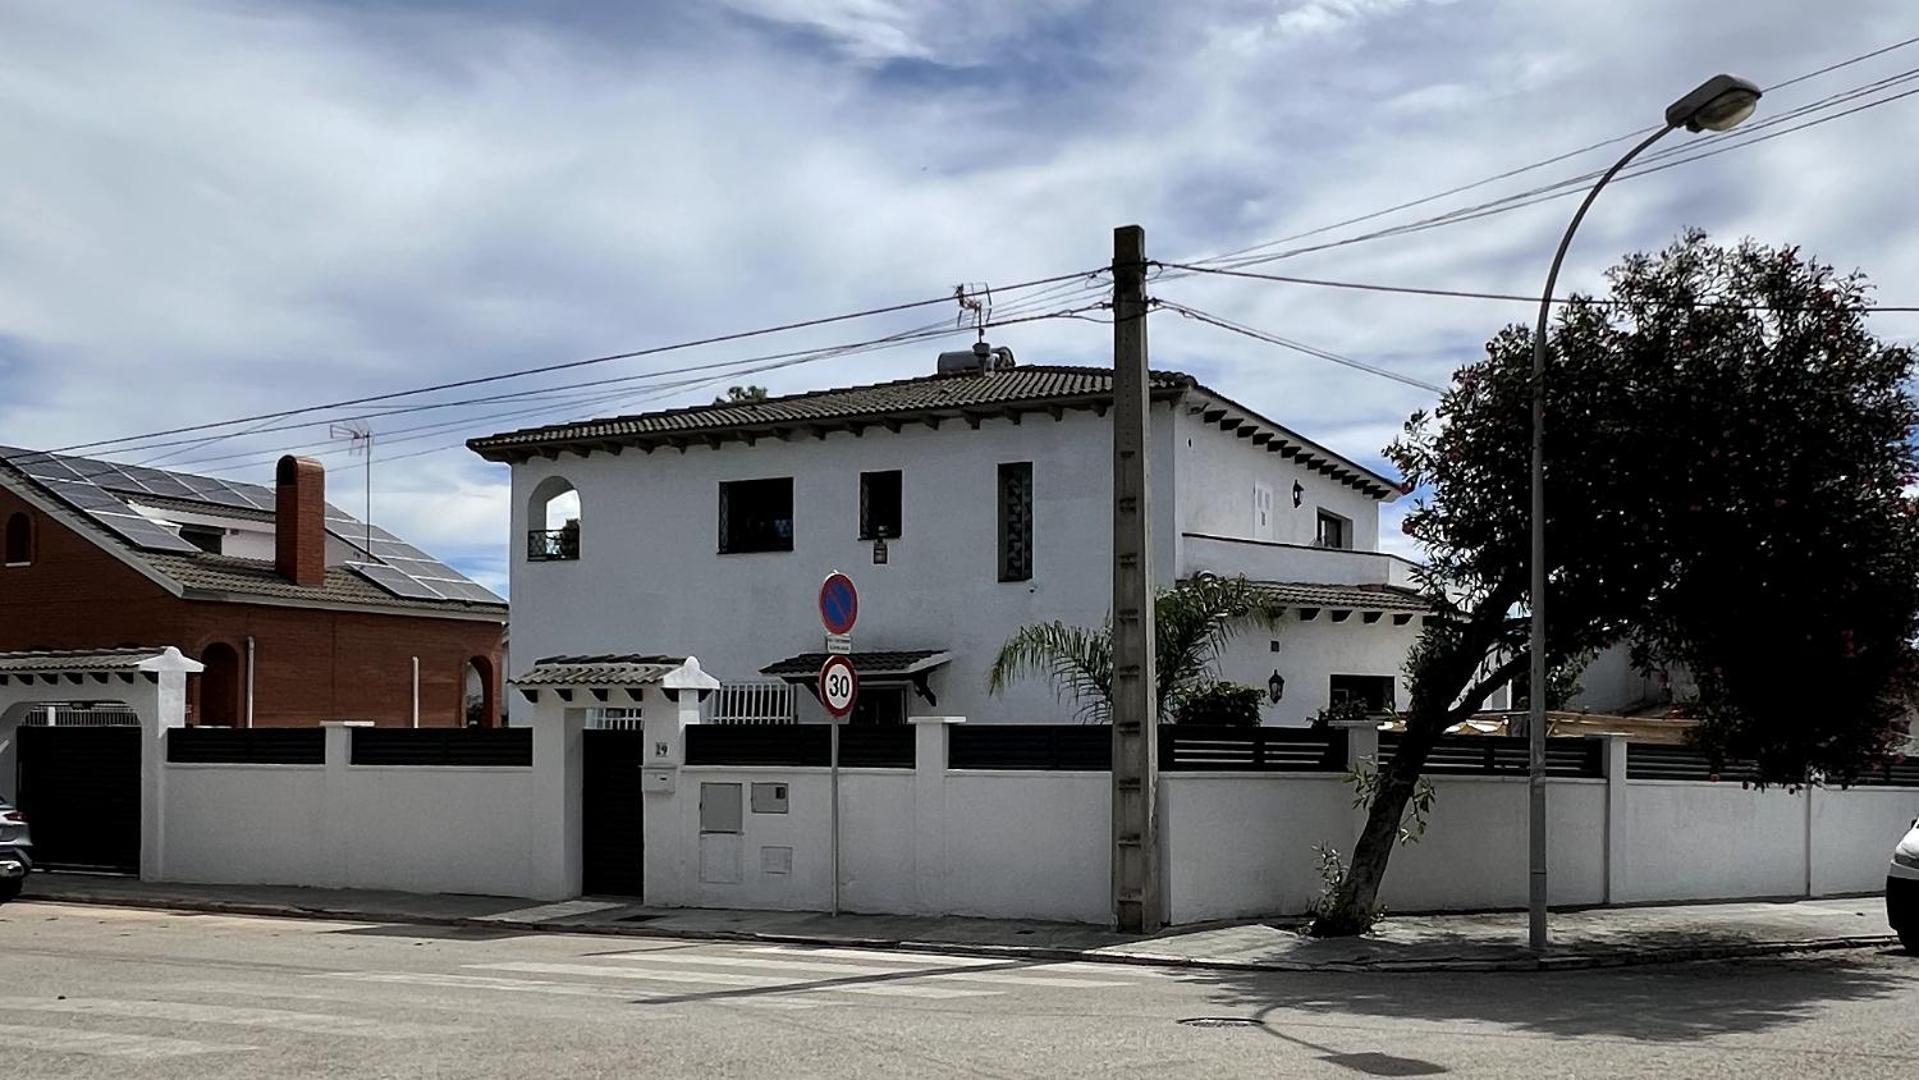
[1330,674,1395,713]
[178,524,224,555]
[1315,510,1351,550]
[860,470,902,540]
[998,462,1033,582]
[3,512,31,565]
[850,686,908,726]
[719,478,794,554]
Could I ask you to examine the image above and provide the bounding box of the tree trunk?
[1310,712,1444,937]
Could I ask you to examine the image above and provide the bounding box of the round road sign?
[818,655,859,718]
[819,572,859,635]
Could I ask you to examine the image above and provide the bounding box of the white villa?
[470,345,1434,727]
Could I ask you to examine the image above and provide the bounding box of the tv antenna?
[329,421,373,558]
[954,282,992,342]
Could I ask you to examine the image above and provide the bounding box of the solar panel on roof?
[91,512,202,554]
[348,563,446,601]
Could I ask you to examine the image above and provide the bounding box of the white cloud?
[2,0,1915,589]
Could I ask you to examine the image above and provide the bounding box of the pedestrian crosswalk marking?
[476,900,630,923]
[472,961,996,999]
[0,1020,253,1060]
[312,971,820,1009]
[0,995,471,1039]
[598,950,1136,988]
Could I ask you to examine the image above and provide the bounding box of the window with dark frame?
[997,461,1033,582]
[1315,509,1351,550]
[860,470,902,540]
[3,512,31,565]
[850,685,908,726]
[1329,674,1396,713]
[718,478,794,554]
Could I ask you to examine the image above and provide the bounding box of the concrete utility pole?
[1110,224,1161,933]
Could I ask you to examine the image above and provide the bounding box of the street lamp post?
[1527,74,1761,955]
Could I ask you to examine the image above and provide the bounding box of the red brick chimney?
[275,455,327,587]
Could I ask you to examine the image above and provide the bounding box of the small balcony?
[526,528,580,562]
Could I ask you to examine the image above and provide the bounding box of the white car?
[1892,817,1919,953]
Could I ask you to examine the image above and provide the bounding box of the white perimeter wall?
[643,754,1110,923]
[162,749,539,898]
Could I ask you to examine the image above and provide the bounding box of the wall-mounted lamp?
[1291,481,1304,508]
[872,524,892,565]
[1267,670,1286,704]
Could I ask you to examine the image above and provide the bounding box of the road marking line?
[745,946,1016,967]
[309,972,820,1010]
[471,961,996,999]
[0,1020,253,1060]
[0,996,470,1039]
[475,900,631,923]
[599,951,1135,988]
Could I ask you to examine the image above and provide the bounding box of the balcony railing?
[527,528,580,562]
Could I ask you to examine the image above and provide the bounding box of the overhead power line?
[38,267,1106,461]
[1156,261,1919,313]
[1183,34,1919,271]
[1156,299,1446,394]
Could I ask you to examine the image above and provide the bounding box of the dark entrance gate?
[16,725,142,874]
[582,729,646,897]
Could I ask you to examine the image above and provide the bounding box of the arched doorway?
[198,642,243,727]
[464,655,496,728]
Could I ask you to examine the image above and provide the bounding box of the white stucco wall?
[1210,611,1423,727]
[940,770,1110,922]
[1172,405,1384,551]
[1616,782,1810,903]
[1809,785,1919,895]
[1163,773,1607,923]
[506,407,1184,726]
[160,760,541,898]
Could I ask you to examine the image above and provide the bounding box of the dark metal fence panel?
[1159,726,1347,771]
[350,728,532,767]
[1380,733,1603,778]
[1844,759,1919,788]
[839,726,916,769]
[1625,743,1758,782]
[685,724,831,767]
[168,727,325,765]
[948,724,1111,771]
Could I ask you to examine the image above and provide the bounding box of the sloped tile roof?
[144,553,506,615]
[466,364,1401,497]
[470,366,1193,451]
[1253,581,1429,613]
[760,650,952,678]
[513,654,686,686]
[0,647,173,674]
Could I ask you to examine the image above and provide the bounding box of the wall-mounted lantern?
[1267,670,1286,704]
[1292,480,1304,508]
[872,524,891,565]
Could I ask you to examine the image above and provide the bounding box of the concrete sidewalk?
[21,872,1903,972]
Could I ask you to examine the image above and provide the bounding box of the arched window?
[527,477,581,561]
[196,643,243,728]
[3,512,31,566]
[464,656,497,728]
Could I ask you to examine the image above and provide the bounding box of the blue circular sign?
[819,572,858,635]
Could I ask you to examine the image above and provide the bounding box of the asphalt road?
[0,900,1915,1078]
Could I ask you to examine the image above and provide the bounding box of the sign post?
[818,573,859,916]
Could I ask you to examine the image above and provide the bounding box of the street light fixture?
[1526,73,1760,955]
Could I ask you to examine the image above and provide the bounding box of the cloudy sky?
[4,0,1916,594]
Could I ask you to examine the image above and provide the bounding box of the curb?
[20,889,1903,975]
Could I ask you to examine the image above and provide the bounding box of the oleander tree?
[1312,231,1919,936]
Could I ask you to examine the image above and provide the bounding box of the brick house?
[0,448,506,727]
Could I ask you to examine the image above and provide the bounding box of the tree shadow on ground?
[1171,949,1916,1045]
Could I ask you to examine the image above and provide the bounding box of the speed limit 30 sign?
[818,654,859,718]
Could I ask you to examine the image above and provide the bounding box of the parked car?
[0,800,29,902]
[1892,817,1919,953]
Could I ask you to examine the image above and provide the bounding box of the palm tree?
[987,574,1283,722]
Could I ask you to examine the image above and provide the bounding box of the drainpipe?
[245,636,256,728]
[411,656,420,728]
